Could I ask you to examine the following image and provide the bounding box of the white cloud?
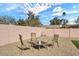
[53,3,62,6]
[53,7,63,12]
[52,10,79,17]
[22,3,53,15]
[6,6,17,11]
[52,6,63,16]
[5,4,19,11]
[23,3,62,15]
[52,6,79,17]
[1,3,54,16]
[29,5,49,15]
[65,10,79,14]
[52,12,62,16]
[69,17,76,22]
[73,6,77,9]
[67,17,77,25]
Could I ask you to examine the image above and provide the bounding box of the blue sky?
[0,3,79,25]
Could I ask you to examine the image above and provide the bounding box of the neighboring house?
[65,23,79,28]
[42,25,61,29]
[43,23,79,29]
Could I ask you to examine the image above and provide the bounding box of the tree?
[25,11,42,27]
[17,19,26,26]
[0,16,5,24]
[75,16,79,25]
[50,17,63,25]
[62,12,68,27]
[27,10,35,20]
[62,12,66,17]
[0,15,16,24]
[61,19,68,25]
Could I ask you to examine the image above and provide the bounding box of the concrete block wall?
[0,24,79,46]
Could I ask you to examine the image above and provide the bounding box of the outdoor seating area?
[0,25,79,56]
[1,3,79,57]
[0,34,79,56]
[17,33,59,51]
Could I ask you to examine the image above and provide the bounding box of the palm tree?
[62,12,66,17]
[62,12,66,28]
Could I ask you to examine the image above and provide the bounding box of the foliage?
[62,12,68,27]
[0,15,16,24]
[62,12,66,17]
[0,11,42,27]
[50,17,63,25]
[25,19,42,27]
[27,10,35,20]
[25,11,42,27]
[61,19,68,26]
[16,19,26,26]
[75,16,79,25]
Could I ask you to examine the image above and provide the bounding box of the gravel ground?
[0,36,79,56]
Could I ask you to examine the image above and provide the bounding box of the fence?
[0,24,79,46]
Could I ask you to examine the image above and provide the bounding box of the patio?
[0,36,79,56]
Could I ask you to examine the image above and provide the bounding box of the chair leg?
[30,44,34,53]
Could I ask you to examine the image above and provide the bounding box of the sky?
[0,3,79,25]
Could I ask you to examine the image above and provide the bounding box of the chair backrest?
[53,34,59,42]
[31,32,36,41]
[19,34,24,45]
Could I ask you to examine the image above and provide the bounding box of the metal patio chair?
[52,34,59,47]
[17,34,30,50]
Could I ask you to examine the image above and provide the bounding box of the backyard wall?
[0,24,79,46]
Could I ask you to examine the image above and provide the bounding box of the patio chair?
[28,32,37,49]
[29,33,46,50]
[31,32,37,41]
[52,34,59,47]
[17,34,30,50]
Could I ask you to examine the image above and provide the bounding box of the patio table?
[32,40,46,50]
